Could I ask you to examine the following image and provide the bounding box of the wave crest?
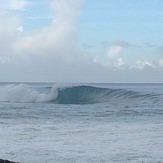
[0,84,159,104]
[0,84,55,103]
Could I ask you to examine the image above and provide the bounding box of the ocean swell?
[0,84,160,105]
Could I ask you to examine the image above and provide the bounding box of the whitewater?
[1,83,163,162]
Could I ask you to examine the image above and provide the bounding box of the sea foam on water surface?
[0,83,163,162]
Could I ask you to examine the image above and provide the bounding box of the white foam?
[0,84,57,103]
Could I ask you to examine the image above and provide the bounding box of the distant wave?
[0,84,160,105]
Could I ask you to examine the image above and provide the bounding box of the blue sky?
[80,0,163,43]
[0,0,163,82]
[79,0,163,60]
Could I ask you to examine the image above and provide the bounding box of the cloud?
[133,60,155,69]
[0,0,86,81]
[0,13,22,60]
[93,39,160,70]
[13,0,83,61]
[93,45,125,68]
[17,26,24,32]
[0,0,163,82]
[155,46,163,67]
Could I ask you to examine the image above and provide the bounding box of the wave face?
[0,84,160,105]
[53,86,109,104]
[53,85,159,104]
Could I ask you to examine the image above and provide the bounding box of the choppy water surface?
[0,83,163,162]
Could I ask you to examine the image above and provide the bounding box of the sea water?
[0,83,163,163]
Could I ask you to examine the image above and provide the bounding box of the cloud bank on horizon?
[0,0,163,82]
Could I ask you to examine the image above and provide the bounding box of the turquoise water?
[0,83,163,162]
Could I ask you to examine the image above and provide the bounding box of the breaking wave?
[0,84,160,104]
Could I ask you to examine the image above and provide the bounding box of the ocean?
[0,83,163,163]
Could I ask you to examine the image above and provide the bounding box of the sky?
[0,0,163,83]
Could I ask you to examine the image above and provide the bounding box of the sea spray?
[0,84,51,103]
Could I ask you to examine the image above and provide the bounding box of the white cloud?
[0,0,86,81]
[0,13,22,60]
[93,45,125,67]
[0,0,163,82]
[133,60,155,69]
[13,0,83,62]
[17,26,24,33]
[107,46,122,59]
[116,58,124,67]
[158,59,163,67]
